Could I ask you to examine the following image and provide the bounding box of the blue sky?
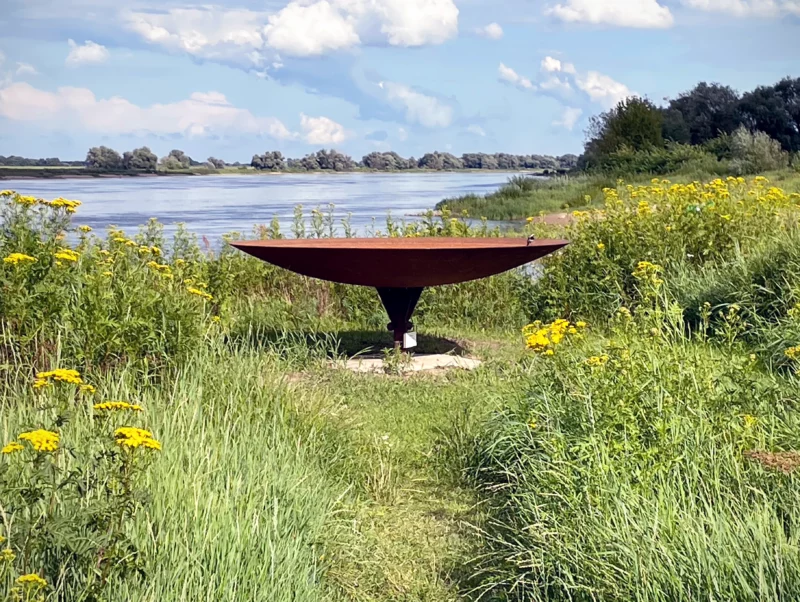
[0,0,798,162]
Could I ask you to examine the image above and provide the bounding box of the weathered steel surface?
[229,237,568,288]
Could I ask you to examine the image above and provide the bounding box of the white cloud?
[498,63,535,90]
[533,55,634,108]
[681,0,800,16]
[466,124,487,136]
[66,39,110,67]
[124,8,268,66]
[15,63,37,77]
[379,81,454,128]
[541,56,576,74]
[553,106,583,130]
[475,22,504,39]
[127,0,458,61]
[0,51,5,67]
[545,0,674,28]
[0,82,294,139]
[264,2,359,57]
[300,113,348,144]
[397,127,408,141]
[574,71,633,108]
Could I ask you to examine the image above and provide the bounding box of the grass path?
[284,333,525,601]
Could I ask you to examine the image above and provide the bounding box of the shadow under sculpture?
[230,237,568,350]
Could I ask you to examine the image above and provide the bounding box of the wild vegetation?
[2,170,800,601]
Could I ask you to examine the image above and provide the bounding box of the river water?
[1,172,525,241]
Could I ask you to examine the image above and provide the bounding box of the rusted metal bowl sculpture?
[230,237,568,349]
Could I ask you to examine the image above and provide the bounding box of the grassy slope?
[440,169,800,221]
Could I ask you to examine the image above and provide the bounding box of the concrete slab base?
[338,353,482,374]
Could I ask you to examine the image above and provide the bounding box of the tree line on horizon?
[0,147,578,173]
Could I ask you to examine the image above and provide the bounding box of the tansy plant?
[0,369,160,600]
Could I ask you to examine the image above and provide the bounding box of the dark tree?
[661,108,691,144]
[86,146,123,170]
[668,82,741,145]
[739,77,800,152]
[582,97,664,167]
[418,152,463,170]
[251,151,286,171]
[122,147,158,171]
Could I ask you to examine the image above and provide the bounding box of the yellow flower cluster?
[586,354,610,367]
[1,441,24,454]
[114,427,161,451]
[187,286,213,301]
[36,368,83,385]
[146,260,173,278]
[1,547,15,562]
[785,346,800,361]
[632,261,664,287]
[17,573,47,588]
[80,384,96,394]
[54,248,80,263]
[3,252,37,265]
[77,224,93,233]
[18,430,60,452]
[45,198,82,213]
[523,319,585,355]
[14,195,39,206]
[94,401,143,412]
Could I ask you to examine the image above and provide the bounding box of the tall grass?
[463,329,800,601]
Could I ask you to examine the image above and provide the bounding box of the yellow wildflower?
[526,217,534,223]
[77,225,93,233]
[596,242,605,251]
[114,427,161,451]
[785,346,800,360]
[187,286,213,301]
[586,354,610,367]
[37,368,83,385]
[3,252,37,266]
[102,271,113,277]
[32,378,51,390]
[175,258,186,267]
[151,246,161,256]
[1,442,24,454]
[80,384,96,394]
[94,401,143,412]
[0,189,15,196]
[18,430,59,452]
[15,195,38,206]
[576,321,587,328]
[17,574,47,588]
[544,349,555,356]
[743,415,758,429]
[46,197,82,213]
[528,420,538,429]
[1,548,15,562]
[54,248,80,263]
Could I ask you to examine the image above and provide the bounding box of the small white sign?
[403,331,418,349]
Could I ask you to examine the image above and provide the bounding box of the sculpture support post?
[376,287,423,350]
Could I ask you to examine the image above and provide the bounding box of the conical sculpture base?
[376,287,423,349]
